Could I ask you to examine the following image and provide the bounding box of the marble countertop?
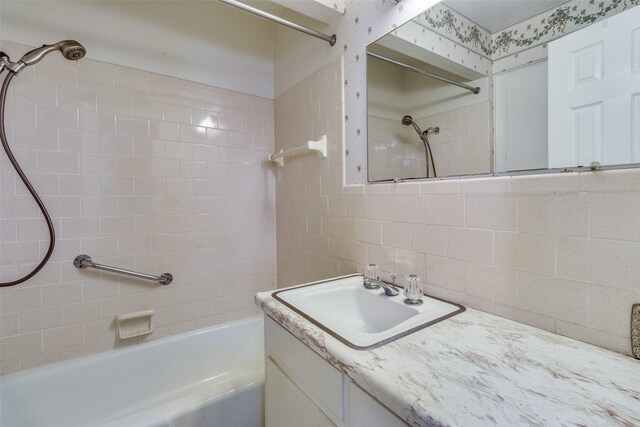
[256,281,640,427]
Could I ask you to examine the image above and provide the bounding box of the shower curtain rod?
[218,0,336,46]
[367,52,480,95]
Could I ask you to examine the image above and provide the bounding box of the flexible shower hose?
[426,138,437,178]
[0,72,56,286]
[421,134,437,178]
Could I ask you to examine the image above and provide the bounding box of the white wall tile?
[589,284,640,338]
[579,168,640,192]
[382,222,411,250]
[274,57,640,357]
[447,228,493,264]
[557,237,640,288]
[393,195,425,223]
[465,194,516,231]
[510,173,579,193]
[356,219,381,245]
[0,41,275,373]
[465,263,516,306]
[21,349,64,370]
[494,232,555,275]
[516,272,588,325]
[1,332,42,361]
[425,255,465,292]
[424,194,464,226]
[20,307,64,333]
[589,192,640,241]
[493,304,555,333]
[518,193,588,237]
[43,325,84,351]
[394,249,425,278]
[411,224,447,256]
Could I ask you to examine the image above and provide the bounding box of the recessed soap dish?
[116,310,154,340]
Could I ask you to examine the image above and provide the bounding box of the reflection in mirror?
[367,0,640,182]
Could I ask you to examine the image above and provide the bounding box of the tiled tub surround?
[276,57,640,356]
[257,288,640,427]
[413,101,491,178]
[367,115,426,181]
[0,40,276,374]
[367,101,491,181]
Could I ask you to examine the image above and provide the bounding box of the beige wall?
[275,57,640,357]
[0,1,275,98]
[0,41,276,374]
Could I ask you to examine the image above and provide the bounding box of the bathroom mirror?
[366,1,640,182]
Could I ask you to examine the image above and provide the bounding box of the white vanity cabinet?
[264,316,407,427]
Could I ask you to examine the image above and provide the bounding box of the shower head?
[19,40,86,67]
[1,40,86,74]
[401,114,424,136]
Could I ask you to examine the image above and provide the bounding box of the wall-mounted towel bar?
[73,255,173,285]
[268,135,327,167]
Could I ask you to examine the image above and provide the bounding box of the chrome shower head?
[59,41,86,61]
[402,114,424,136]
[1,40,86,74]
[19,40,86,67]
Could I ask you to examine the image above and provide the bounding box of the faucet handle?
[364,264,380,289]
[404,274,423,305]
[365,264,377,279]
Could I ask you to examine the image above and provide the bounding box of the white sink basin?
[273,275,465,349]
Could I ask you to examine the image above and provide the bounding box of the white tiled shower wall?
[367,116,425,181]
[276,57,640,356]
[415,102,491,178]
[0,41,276,374]
[368,102,492,182]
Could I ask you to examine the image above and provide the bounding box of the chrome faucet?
[363,265,399,296]
[364,276,398,295]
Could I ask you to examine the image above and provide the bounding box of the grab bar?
[73,254,173,285]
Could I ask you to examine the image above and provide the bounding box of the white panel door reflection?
[549,6,640,168]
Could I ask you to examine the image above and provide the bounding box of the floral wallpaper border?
[417,0,640,60]
[419,3,493,58]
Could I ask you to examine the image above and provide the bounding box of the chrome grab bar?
[73,255,173,286]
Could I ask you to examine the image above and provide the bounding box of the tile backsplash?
[0,40,276,374]
[275,56,640,357]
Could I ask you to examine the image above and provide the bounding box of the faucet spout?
[363,277,399,296]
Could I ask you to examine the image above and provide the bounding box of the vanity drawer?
[265,316,345,423]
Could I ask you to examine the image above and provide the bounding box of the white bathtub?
[1,316,264,427]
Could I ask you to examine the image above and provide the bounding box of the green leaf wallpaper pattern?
[420,0,640,59]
